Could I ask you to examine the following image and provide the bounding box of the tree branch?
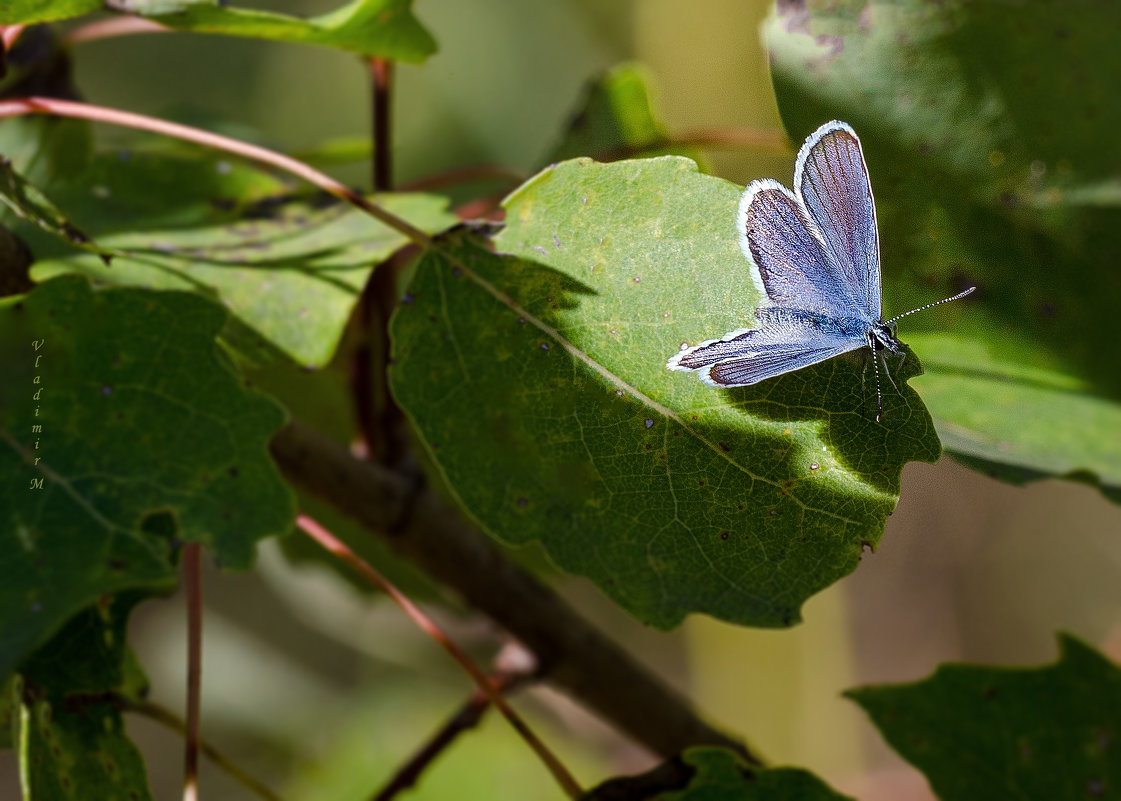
[270,419,760,766]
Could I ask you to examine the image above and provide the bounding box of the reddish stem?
[297,513,583,799]
[183,543,203,801]
[64,17,168,45]
[0,97,431,246]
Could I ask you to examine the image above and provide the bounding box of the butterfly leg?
[881,349,900,394]
[871,338,884,423]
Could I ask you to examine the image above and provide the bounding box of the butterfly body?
[667,120,972,419]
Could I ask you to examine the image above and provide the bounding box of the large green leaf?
[765,0,1121,501]
[847,635,1121,801]
[3,0,437,62]
[0,275,294,679]
[16,150,455,367]
[586,747,853,800]
[390,158,941,629]
[15,592,155,801]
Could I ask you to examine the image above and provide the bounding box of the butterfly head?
[868,321,903,354]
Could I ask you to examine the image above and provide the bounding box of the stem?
[126,698,288,801]
[64,17,168,46]
[370,58,393,192]
[297,513,584,800]
[183,543,203,801]
[2,25,25,51]
[271,420,759,765]
[350,57,404,463]
[0,97,432,247]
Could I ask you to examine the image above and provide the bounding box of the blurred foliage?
[15,592,154,801]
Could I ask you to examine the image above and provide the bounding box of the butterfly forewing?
[739,180,865,315]
[796,122,882,321]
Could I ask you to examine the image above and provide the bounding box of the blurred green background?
[3,1,1121,799]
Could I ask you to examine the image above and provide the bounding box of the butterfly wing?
[795,120,882,321]
[738,179,868,318]
[666,315,863,387]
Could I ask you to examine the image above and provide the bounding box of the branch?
[270,420,760,765]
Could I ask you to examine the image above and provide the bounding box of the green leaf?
[0,275,294,679]
[16,592,155,801]
[0,159,109,263]
[585,747,853,800]
[0,0,101,25]
[764,0,1121,501]
[17,150,455,367]
[390,158,940,630]
[547,63,701,165]
[4,0,437,62]
[847,635,1121,801]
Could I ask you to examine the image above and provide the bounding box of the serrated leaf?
[16,592,155,801]
[16,150,456,367]
[847,635,1121,801]
[765,0,1121,501]
[4,0,437,62]
[0,275,294,679]
[585,747,853,800]
[390,158,941,629]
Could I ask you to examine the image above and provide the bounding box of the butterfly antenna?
[886,286,977,324]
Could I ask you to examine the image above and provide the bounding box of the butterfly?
[666,120,974,421]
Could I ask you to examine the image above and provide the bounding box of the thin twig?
[374,667,531,801]
[183,543,203,801]
[126,697,288,801]
[271,421,758,764]
[64,17,169,45]
[0,97,432,246]
[1,25,25,51]
[296,513,585,800]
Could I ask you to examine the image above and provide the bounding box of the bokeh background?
[3,1,1120,798]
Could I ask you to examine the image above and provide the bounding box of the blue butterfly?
[667,120,974,421]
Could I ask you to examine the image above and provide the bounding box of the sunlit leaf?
[3,0,437,62]
[0,275,294,679]
[848,635,1121,801]
[390,157,941,629]
[765,0,1121,501]
[15,150,455,367]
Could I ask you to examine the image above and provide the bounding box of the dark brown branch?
[270,420,760,765]
[374,660,532,801]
